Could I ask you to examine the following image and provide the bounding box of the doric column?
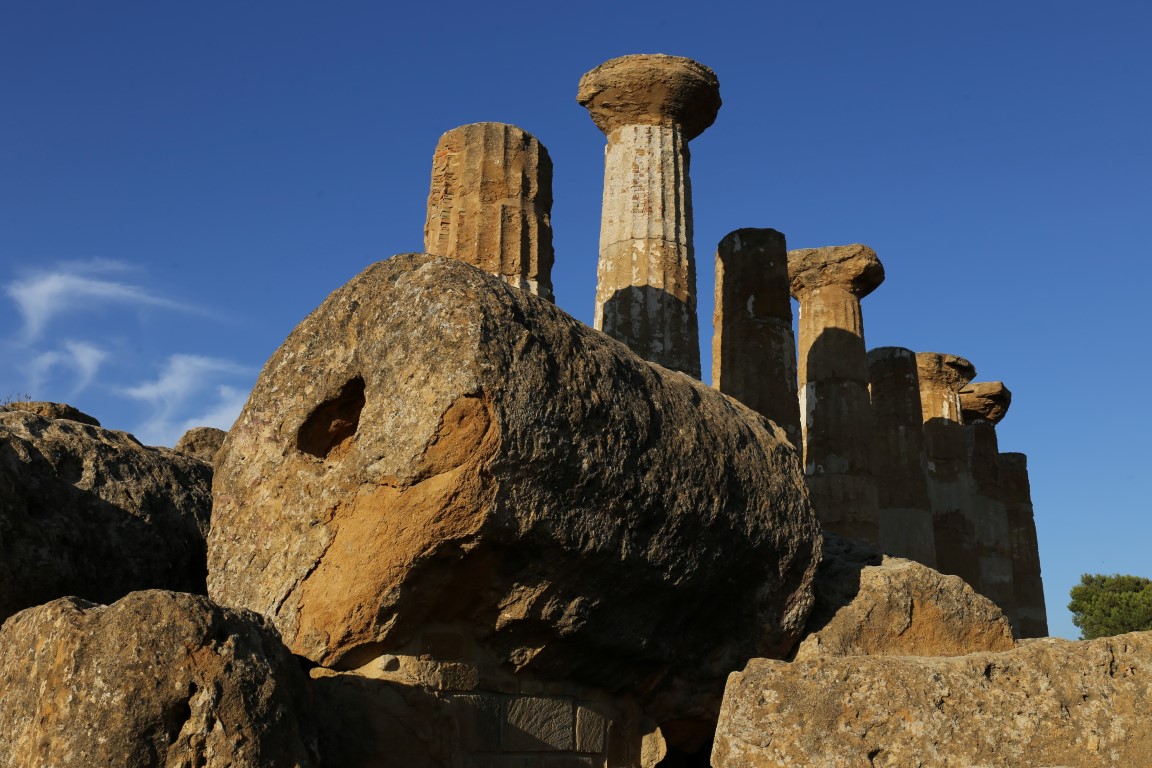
[915,352,977,586]
[425,122,555,301]
[578,54,721,377]
[867,346,936,566]
[788,244,884,541]
[999,452,1049,638]
[960,381,1016,620]
[712,228,800,447]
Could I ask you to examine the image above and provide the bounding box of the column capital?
[577,54,721,140]
[915,352,976,394]
[787,244,884,300]
[960,381,1012,425]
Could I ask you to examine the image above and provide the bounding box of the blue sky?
[2,2,1149,640]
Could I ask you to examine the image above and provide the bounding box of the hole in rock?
[297,377,366,460]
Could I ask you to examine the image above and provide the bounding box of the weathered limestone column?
[1000,452,1049,638]
[960,381,1016,621]
[867,346,936,566]
[578,54,722,377]
[425,122,555,301]
[915,352,978,587]
[712,228,800,447]
[789,244,884,542]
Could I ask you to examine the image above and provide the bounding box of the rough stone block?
[502,696,574,752]
[714,632,1152,767]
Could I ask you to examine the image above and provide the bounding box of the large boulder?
[208,253,819,722]
[0,590,317,768]
[793,533,1016,660]
[0,408,212,621]
[713,632,1152,767]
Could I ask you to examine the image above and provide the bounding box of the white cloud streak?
[120,354,252,446]
[6,260,196,342]
[26,340,109,397]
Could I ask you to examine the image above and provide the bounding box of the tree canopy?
[1068,573,1152,640]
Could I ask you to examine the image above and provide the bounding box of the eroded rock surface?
[0,408,212,621]
[0,590,316,768]
[2,400,100,425]
[794,534,1015,661]
[208,253,819,723]
[714,631,1152,768]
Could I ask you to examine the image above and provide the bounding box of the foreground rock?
[2,400,100,425]
[714,631,1152,767]
[0,408,212,621]
[208,253,820,726]
[794,533,1015,660]
[0,590,316,767]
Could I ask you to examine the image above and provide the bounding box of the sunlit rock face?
[0,590,317,768]
[207,252,820,725]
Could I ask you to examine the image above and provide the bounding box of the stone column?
[425,122,555,301]
[960,381,1016,620]
[712,228,800,448]
[577,54,722,377]
[788,244,884,542]
[867,346,936,566]
[999,452,1049,638]
[915,352,978,586]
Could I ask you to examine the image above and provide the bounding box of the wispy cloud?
[120,354,252,446]
[6,260,197,342]
[27,340,109,397]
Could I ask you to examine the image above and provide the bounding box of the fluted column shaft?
[578,54,721,378]
[789,244,883,542]
[916,352,978,587]
[960,381,1016,621]
[425,122,555,300]
[867,346,936,566]
[595,124,699,375]
[1000,452,1049,638]
[712,228,799,447]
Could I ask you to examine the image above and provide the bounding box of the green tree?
[1068,573,1152,639]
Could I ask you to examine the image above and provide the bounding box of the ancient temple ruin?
[0,53,1086,768]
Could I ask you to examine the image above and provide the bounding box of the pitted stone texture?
[714,632,1152,767]
[424,122,555,301]
[175,425,227,463]
[787,243,884,300]
[960,380,1013,424]
[712,228,800,449]
[794,534,1015,661]
[577,54,720,140]
[208,253,819,723]
[0,408,211,622]
[2,400,100,425]
[867,347,936,565]
[0,591,317,768]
